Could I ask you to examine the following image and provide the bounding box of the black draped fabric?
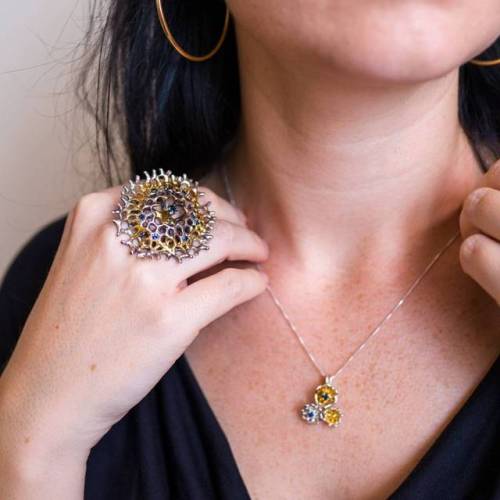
[1,216,499,500]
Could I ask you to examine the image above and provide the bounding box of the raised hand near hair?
[0,182,269,499]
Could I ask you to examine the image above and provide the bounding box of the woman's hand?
[0,182,269,495]
[459,159,500,306]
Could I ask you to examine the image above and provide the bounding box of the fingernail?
[465,188,488,215]
[461,235,477,259]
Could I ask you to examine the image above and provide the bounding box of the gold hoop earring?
[155,0,230,62]
[469,56,500,67]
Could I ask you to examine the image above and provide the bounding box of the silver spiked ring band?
[112,169,216,262]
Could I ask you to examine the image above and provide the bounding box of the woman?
[0,0,499,498]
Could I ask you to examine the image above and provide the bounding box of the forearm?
[0,449,86,500]
[0,379,88,500]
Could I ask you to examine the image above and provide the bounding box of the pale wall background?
[0,0,106,281]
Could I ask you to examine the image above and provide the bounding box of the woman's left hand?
[459,159,500,306]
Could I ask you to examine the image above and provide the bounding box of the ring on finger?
[112,169,216,262]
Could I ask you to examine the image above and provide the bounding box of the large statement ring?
[112,169,216,262]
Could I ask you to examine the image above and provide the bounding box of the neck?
[222,34,486,281]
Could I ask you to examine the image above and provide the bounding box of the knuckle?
[215,220,235,246]
[101,184,123,200]
[76,192,102,211]
[252,230,269,252]
[219,268,245,299]
[72,192,103,225]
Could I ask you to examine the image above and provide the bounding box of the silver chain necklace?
[219,160,461,428]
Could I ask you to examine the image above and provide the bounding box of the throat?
[220,70,486,279]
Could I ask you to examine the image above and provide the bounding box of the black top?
[1,215,499,500]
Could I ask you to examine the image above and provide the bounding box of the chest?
[184,273,499,500]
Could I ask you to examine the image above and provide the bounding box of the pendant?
[300,376,343,427]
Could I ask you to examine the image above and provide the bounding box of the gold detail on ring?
[112,169,216,262]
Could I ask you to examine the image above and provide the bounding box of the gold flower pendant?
[300,376,343,427]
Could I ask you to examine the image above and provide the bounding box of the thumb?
[459,158,500,239]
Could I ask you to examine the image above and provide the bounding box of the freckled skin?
[184,168,500,500]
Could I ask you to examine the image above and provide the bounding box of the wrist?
[0,379,91,474]
[0,445,87,500]
[0,396,89,499]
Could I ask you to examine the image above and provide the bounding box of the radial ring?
[112,169,216,262]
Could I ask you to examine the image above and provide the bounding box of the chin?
[309,5,500,85]
[315,38,475,85]
[232,0,500,85]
